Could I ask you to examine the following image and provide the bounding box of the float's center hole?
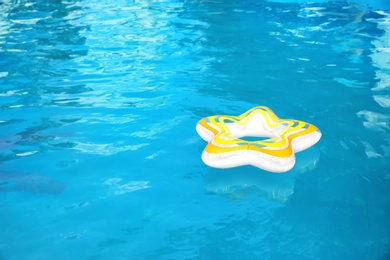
[239,136,270,142]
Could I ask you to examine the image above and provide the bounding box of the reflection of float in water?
[203,148,320,202]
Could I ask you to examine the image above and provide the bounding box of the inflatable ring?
[196,106,322,173]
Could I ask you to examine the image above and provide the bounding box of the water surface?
[0,0,389,259]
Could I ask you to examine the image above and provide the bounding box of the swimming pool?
[1,0,389,259]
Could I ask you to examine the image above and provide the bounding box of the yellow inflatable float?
[196,106,322,173]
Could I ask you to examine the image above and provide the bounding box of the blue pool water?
[1,0,390,259]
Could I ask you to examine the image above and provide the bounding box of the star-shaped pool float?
[196,106,322,173]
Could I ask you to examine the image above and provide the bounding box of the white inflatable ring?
[196,106,322,173]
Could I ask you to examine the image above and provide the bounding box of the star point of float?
[196,106,322,173]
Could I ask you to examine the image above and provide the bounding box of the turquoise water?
[1,0,389,259]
